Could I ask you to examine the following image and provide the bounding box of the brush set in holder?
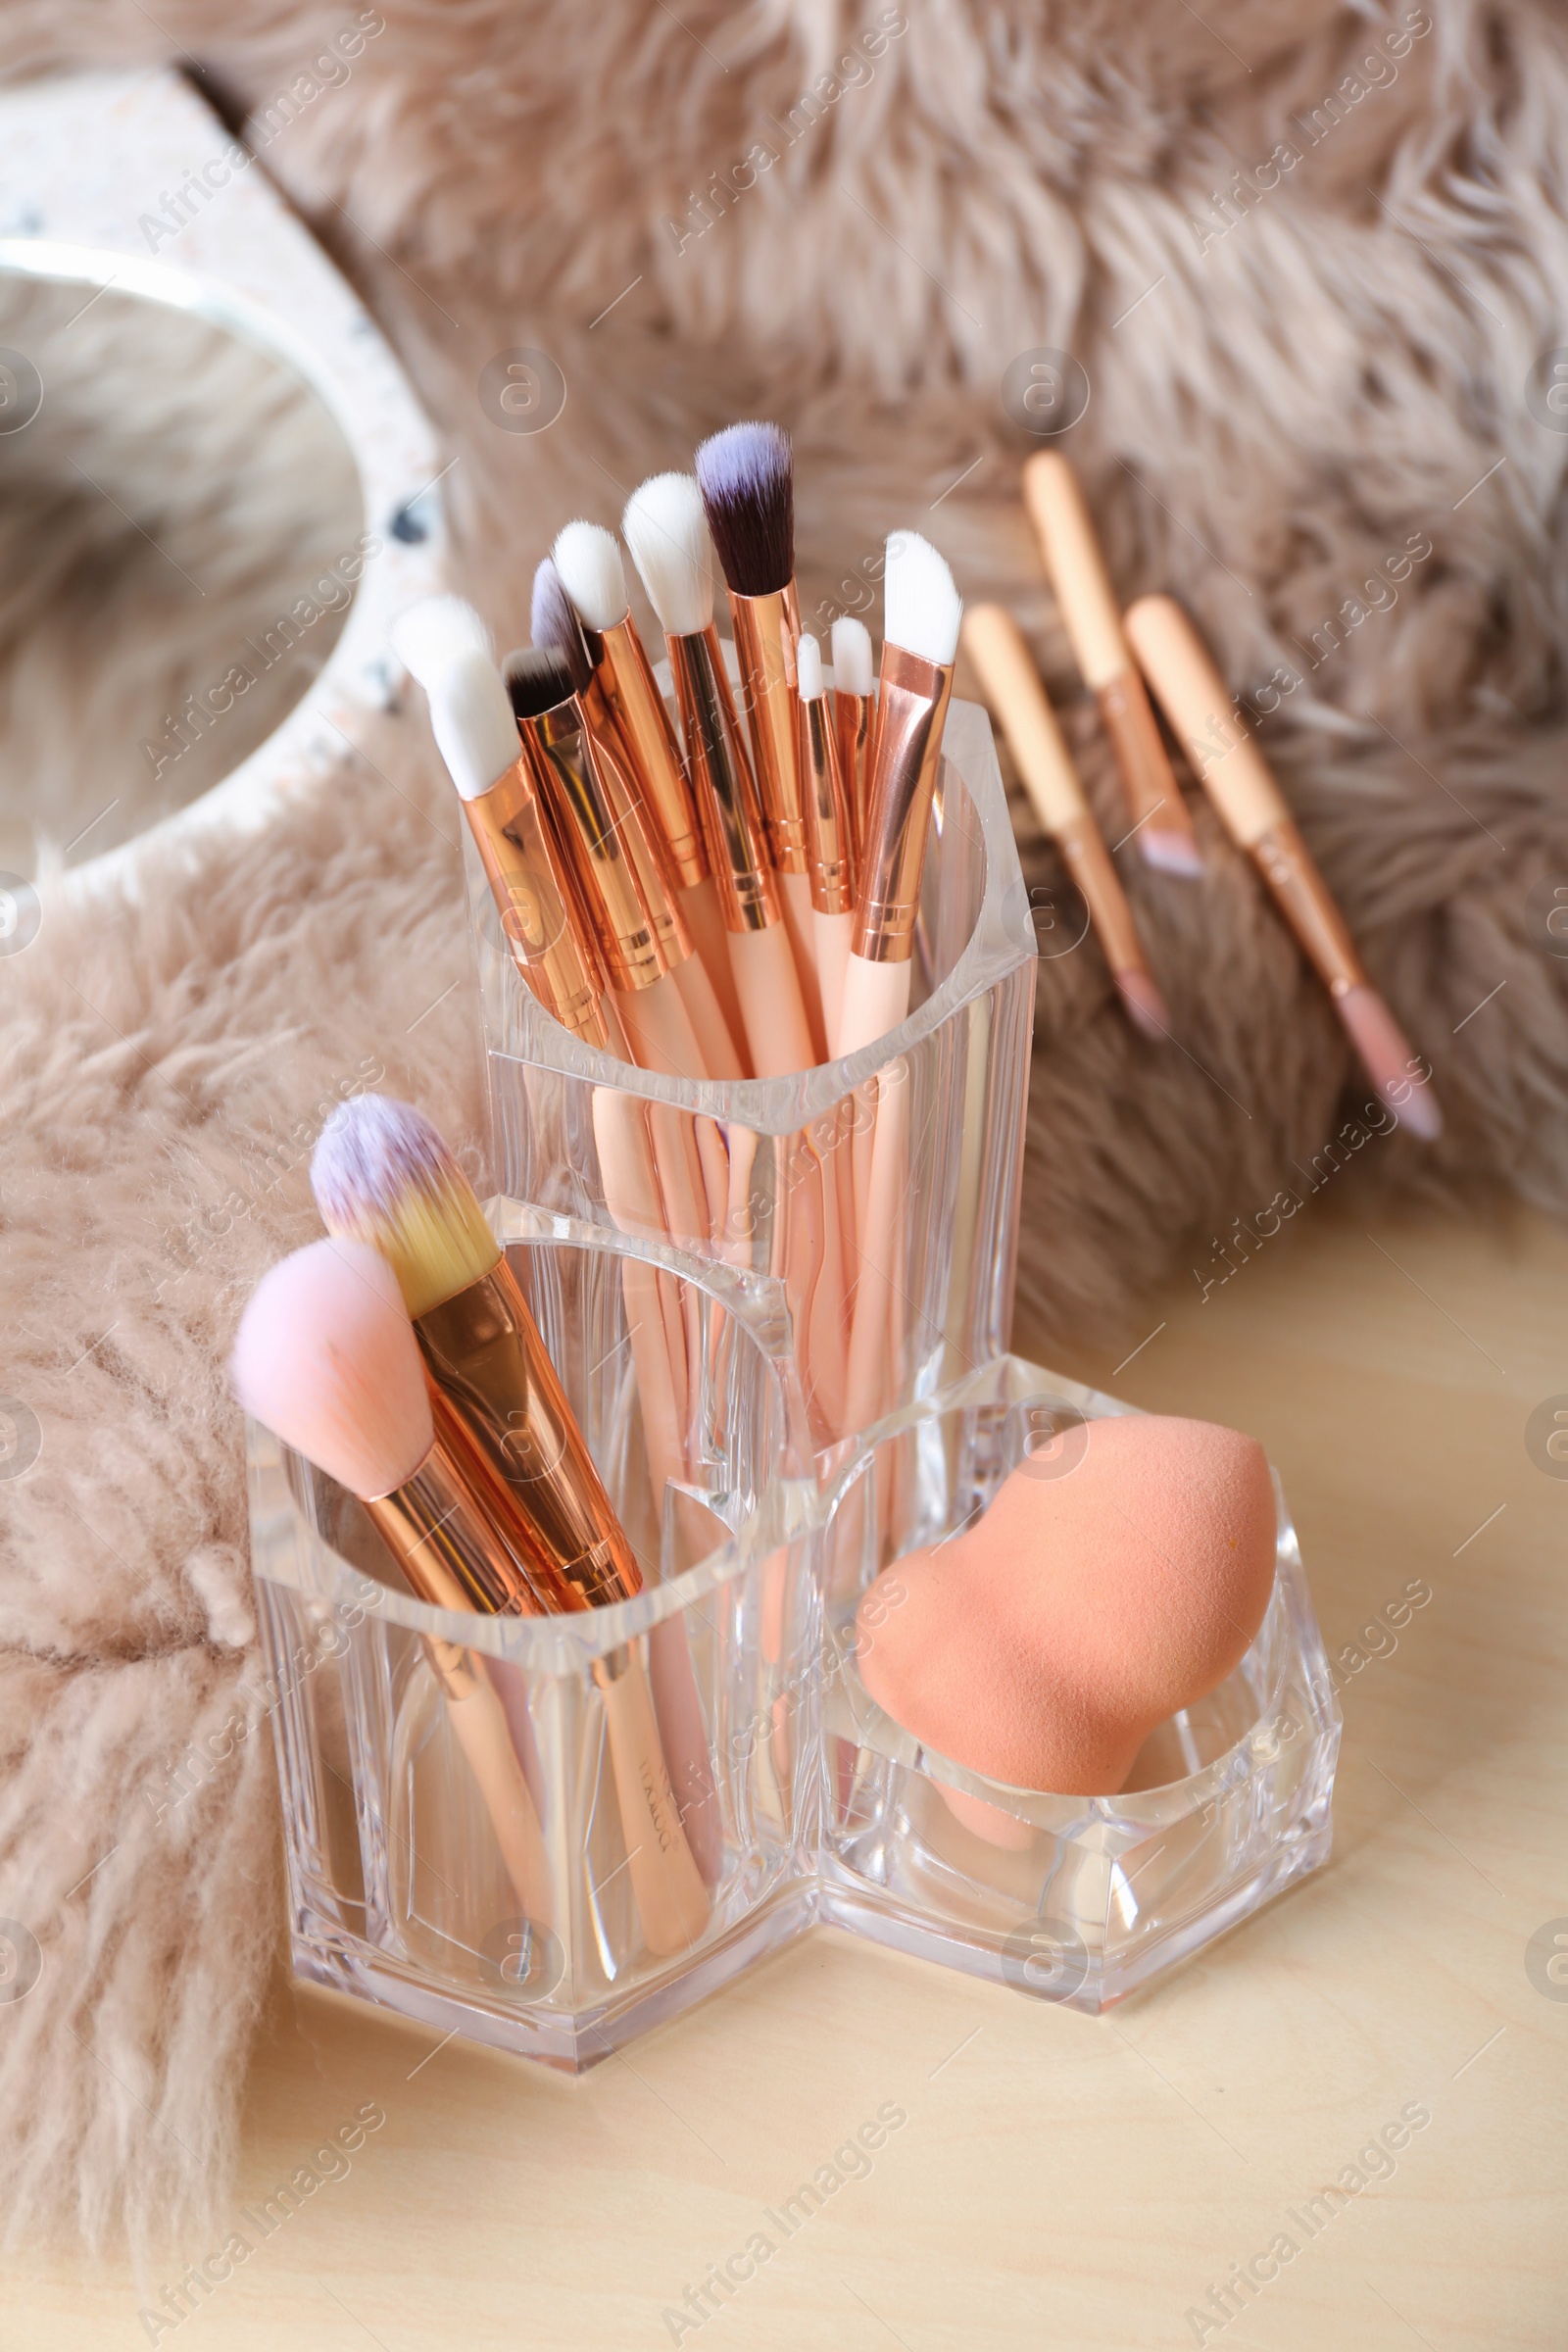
[238,424,1342,2060]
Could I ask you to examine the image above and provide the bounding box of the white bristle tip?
[552,520,629,633]
[621,472,715,637]
[796,633,825,701]
[883,531,962,666]
[391,596,495,688]
[830,614,874,697]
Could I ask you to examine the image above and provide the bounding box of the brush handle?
[778,866,826,1062]
[596,1645,712,1955]
[1021,451,1130,691]
[727,920,815,1079]
[671,940,746,1080]
[425,1639,556,1926]
[1122,594,1288,848]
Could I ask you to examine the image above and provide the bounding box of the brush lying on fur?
[1124,594,1442,1138]
[1022,452,1204,879]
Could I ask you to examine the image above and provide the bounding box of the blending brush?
[230,1238,555,1926]
[830,613,874,865]
[1124,594,1443,1138]
[1022,453,1203,878]
[530,561,744,1082]
[552,517,749,1069]
[393,598,609,1049]
[311,1098,712,1952]
[837,530,963,1059]
[622,471,815,1079]
[961,604,1169,1043]
[694,421,823,1055]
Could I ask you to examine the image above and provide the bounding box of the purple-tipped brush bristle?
[694,420,794,597]
[311,1095,455,1234]
[529,559,592,695]
[504,644,575,719]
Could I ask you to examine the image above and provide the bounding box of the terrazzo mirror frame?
[0,67,447,900]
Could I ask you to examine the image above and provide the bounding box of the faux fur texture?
[3,0,1568,2257]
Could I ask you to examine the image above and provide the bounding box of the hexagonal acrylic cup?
[246,1211,824,2069]
[468,694,1038,1454]
[814,1357,1342,2012]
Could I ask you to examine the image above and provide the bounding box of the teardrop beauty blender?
[855,1414,1277,1801]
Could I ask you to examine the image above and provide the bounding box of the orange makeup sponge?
[856,1414,1277,1798]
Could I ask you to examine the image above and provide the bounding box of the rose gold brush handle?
[460,756,610,1047]
[424,1636,556,1929]
[594,1643,711,1953]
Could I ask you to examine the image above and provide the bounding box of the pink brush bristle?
[229,1238,433,1498]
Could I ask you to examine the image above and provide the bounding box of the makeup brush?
[622,472,814,1080]
[230,1238,554,1922]
[504,639,707,1089]
[552,518,747,1068]
[311,1098,712,1953]
[961,604,1169,1043]
[1021,453,1203,878]
[830,613,874,864]
[694,422,823,1055]
[837,530,963,1059]
[393,597,608,1050]
[529,561,743,1081]
[795,633,858,1054]
[1124,594,1443,1139]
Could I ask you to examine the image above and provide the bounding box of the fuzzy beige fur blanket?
[3,0,1568,2256]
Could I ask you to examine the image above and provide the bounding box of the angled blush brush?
[312,1099,712,1954]
[961,603,1169,1043]
[1022,452,1203,878]
[1124,593,1442,1138]
[694,420,823,1056]
[622,471,814,1080]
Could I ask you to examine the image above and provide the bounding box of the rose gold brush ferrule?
[852,645,956,965]
[518,699,667,997]
[1250,815,1368,998]
[1054,810,1149,978]
[576,673,695,972]
[362,1390,553,1620]
[1096,669,1189,837]
[590,615,709,890]
[798,690,856,917]
[414,1258,643,1615]
[834,688,873,865]
[667,625,779,935]
[461,757,609,1047]
[729,583,808,875]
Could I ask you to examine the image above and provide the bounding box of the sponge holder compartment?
[813,1357,1342,2013]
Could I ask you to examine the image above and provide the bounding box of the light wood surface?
[13,1203,1568,2349]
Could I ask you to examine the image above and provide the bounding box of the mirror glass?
[0,267,365,874]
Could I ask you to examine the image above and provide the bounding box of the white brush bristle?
[883,531,962,666]
[391,595,519,801]
[229,1239,432,1499]
[796,633,825,702]
[622,472,715,638]
[552,520,629,633]
[830,614,874,696]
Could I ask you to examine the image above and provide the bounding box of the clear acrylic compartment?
[469,695,1038,1451]
[247,1214,821,2070]
[814,1357,1342,2012]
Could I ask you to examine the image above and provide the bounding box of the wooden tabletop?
[16,1202,1567,2350]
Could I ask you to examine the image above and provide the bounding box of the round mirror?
[0,267,366,876]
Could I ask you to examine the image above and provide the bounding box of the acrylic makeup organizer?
[248,693,1341,2062]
